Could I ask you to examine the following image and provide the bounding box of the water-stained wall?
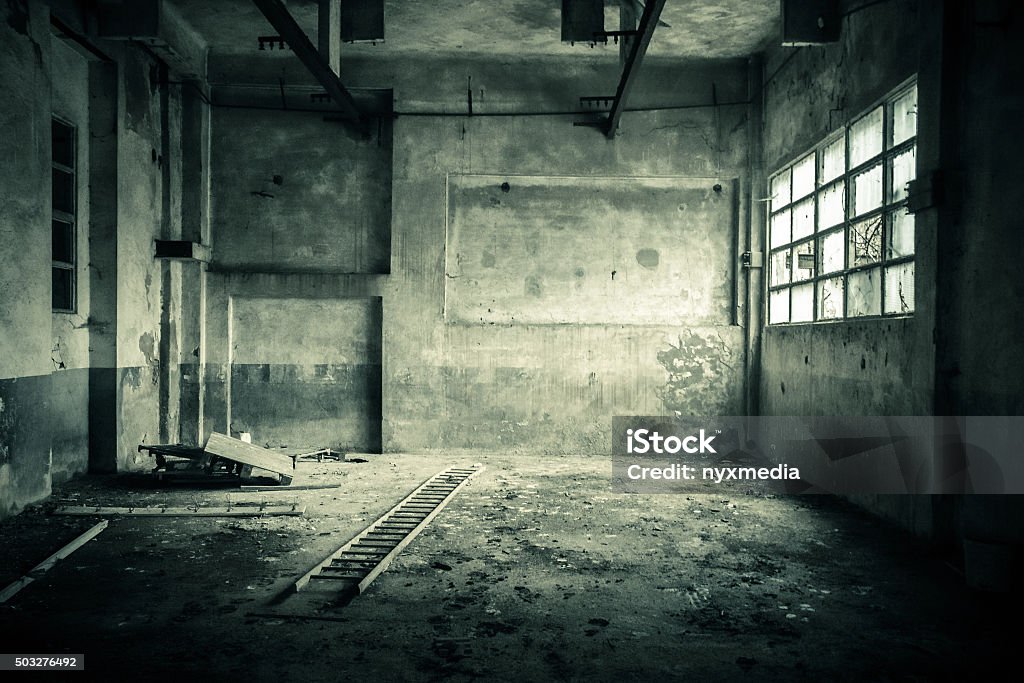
[206,55,752,454]
[0,0,208,516]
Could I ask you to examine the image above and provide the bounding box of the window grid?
[767,82,916,325]
[52,117,76,313]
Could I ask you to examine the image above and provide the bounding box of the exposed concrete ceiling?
[170,0,779,61]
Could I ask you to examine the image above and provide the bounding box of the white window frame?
[767,79,917,325]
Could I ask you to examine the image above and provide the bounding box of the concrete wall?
[760,0,933,419]
[937,0,1024,545]
[759,0,939,536]
[210,108,391,274]
[0,0,209,516]
[49,36,91,484]
[760,0,1024,546]
[0,0,55,517]
[229,296,382,451]
[207,55,752,454]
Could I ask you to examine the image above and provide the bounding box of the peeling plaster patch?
[139,332,158,366]
[657,330,736,415]
[123,367,142,390]
[636,249,660,269]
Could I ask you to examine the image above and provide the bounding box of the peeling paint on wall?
[657,329,739,416]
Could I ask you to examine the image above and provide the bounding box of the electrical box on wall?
[781,0,841,46]
[561,0,604,44]
[341,0,385,43]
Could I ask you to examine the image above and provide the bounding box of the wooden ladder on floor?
[293,464,485,601]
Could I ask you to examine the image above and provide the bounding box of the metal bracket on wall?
[907,170,956,214]
[154,240,211,263]
[741,251,764,269]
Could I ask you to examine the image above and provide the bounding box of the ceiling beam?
[604,0,666,138]
[251,0,362,122]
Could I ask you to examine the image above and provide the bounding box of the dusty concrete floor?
[0,454,1017,681]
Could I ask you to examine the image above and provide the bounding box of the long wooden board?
[204,432,295,480]
[52,505,304,517]
[0,521,109,603]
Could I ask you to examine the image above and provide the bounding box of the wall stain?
[636,249,660,269]
[121,367,141,391]
[657,330,736,415]
[139,332,158,366]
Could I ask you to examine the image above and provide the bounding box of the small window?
[767,81,917,324]
[52,118,76,312]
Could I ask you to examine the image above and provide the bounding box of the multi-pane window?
[52,118,76,312]
[767,82,917,324]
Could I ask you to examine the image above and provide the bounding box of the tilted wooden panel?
[204,432,295,476]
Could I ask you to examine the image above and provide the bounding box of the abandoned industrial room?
[1,0,1022,679]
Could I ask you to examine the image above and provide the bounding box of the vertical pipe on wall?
[744,55,765,419]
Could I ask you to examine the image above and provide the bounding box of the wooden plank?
[0,521,109,603]
[53,505,304,517]
[238,483,341,492]
[204,432,295,477]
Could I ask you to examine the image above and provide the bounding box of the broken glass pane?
[792,154,815,200]
[770,288,790,324]
[884,262,915,314]
[770,249,791,287]
[889,146,915,203]
[849,215,883,267]
[791,283,814,322]
[847,268,881,317]
[890,85,918,147]
[849,106,883,167]
[792,241,816,282]
[852,165,883,216]
[770,209,791,249]
[820,136,845,184]
[792,198,814,241]
[820,229,844,274]
[818,180,845,230]
[771,168,792,208]
[887,208,914,258]
[818,277,844,320]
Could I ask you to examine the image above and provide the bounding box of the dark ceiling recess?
[561,0,604,44]
[781,0,841,46]
[341,0,385,43]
